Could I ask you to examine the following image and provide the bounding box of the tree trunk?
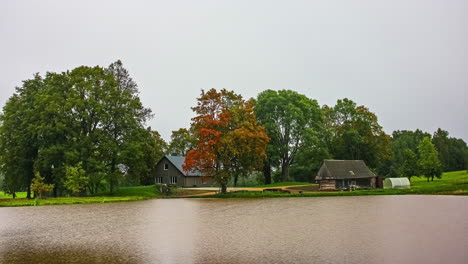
[234,174,239,187]
[427,177,429,182]
[110,158,116,194]
[431,176,434,181]
[263,161,272,185]
[281,162,290,182]
[221,183,227,194]
[27,184,32,199]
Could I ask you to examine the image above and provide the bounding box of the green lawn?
[106,185,160,198]
[0,185,212,207]
[0,191,27,199]
[0,196,147,207]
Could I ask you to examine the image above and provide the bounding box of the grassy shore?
[1,171,466,206]
[0,185,211,207]
[195,170,468,198]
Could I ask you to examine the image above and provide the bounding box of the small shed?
[315,160,376,191]
[383,178,411,189]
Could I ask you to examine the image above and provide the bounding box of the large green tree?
[322,98,391,170]
[432,128,468,172]
[0,61,154,197]
[397,149,419,180]
[383,129,431,177]
[122,129,167,185]
[255,90,323,182]
[418,137,442,182]
[0,75,44,198]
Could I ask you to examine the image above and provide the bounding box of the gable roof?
[163,155,202,176]
[316,160,375,180]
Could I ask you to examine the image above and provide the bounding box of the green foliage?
[385,129,431,177]
[397,149,419,180]
[122,129,167,186]
[64,163,88,195]
[432,128,468,172]
[0,61,155,197]
[167,128,195,156]
[322,98,391,170]
[30,172,54,199]
[418,137,442,182]
[0,75,43,198]
[255,90,324,182]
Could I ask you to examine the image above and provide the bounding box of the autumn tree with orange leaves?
[183,89,269,193]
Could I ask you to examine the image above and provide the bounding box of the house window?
[164,163,169,170]
[170,176,177,184]
[155,177,163,184]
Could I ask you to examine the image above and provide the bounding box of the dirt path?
[179,185,313,197]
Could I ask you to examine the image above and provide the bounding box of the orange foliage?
[183,89,269,189]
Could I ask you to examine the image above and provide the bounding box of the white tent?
[383,178,411,189]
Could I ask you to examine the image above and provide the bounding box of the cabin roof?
[164,155,202,176]
[316,160,375,180]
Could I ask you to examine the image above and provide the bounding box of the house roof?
[315,160,375,180]
[164,155,202,176]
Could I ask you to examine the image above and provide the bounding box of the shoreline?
[1,189,466,207]
[1,170,467,207]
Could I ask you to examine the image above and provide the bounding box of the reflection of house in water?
[153,155,215,187]
[315,160,376,191]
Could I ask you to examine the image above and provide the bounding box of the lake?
[0,196,467,264]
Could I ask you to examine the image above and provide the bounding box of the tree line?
[181,90,468,191]
[1,62,467,196]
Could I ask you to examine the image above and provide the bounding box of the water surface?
[1,196,467,263]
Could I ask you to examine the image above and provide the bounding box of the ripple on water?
[0,196,467,264]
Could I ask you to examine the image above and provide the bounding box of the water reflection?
[1,244,143,264]
[0,196,467,264]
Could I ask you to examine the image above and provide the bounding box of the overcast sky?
[1,0,467,142]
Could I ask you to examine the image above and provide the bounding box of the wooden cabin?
[315,160,376,191]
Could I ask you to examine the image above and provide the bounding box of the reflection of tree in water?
[0,244,143,264]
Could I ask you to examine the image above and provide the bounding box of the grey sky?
[1,0,467,142]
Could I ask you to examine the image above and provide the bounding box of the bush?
[155,184,175,196]
[289,166,316,182]
[31,172,54,199]
[64,163,88,196]
[272,170,282,183]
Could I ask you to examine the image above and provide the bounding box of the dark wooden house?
[154,155,215,187]
[315,160,376,191]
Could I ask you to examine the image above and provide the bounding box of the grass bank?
[194,170,468,198]
[0,185,211,207]
[1,171,466,206]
